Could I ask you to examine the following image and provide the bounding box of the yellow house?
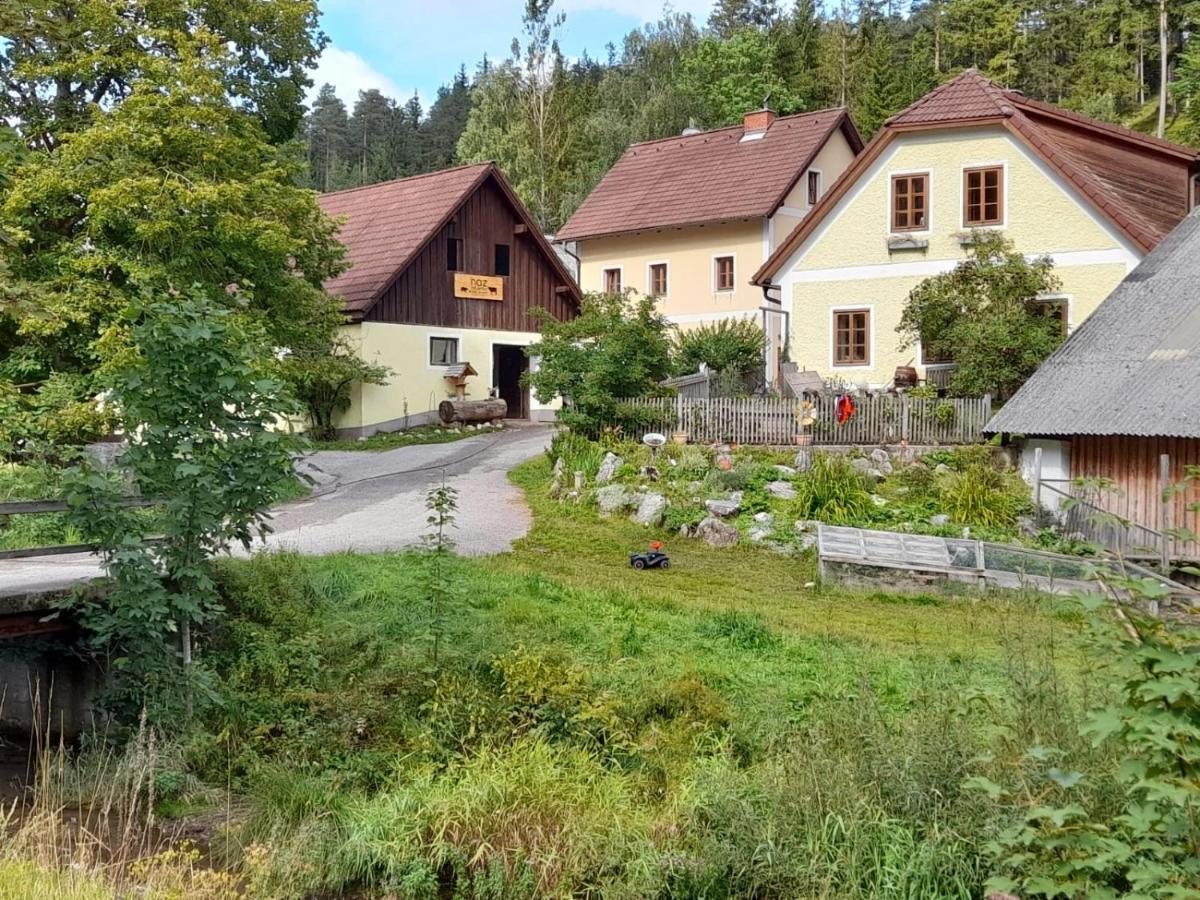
[753,70,1200,391]
[317,163,582,437]
[556,107,863,382]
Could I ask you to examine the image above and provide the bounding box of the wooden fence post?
[1160,452,1172,571]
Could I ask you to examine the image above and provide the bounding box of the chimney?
[743,106,776,133]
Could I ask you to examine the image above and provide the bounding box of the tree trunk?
[438,399,507,423]
[1157,0,1168,139]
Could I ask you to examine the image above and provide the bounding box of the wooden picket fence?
[616,394,992,446]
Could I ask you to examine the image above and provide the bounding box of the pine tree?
[305,84,351,191]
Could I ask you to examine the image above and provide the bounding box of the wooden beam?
[555,284,570,294]
[513,223,529,235]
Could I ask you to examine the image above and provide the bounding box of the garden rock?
[765,480,797,500]
[793,519,820,550]
[705,498,740,517]
[552,457,565,479]
[696,516,740,548]
[851,458,874,475]
[678,524,691,537]
[631,492,667,527]
[871,494,887,507]
[1018,516,1040,538]
[748,527,771,543]
[930,513,950,526]
[774,465,797,477]
[596,452,622,484]
[936,463,952,474]
[793,449,813,472]
[869,449,893,475]
[753,511,774,527]
[595,485,632,516]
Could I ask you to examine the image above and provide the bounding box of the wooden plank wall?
[366,178,577,329]
[1071,435,1200,558]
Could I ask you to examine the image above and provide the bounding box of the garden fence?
[616,394,992,446]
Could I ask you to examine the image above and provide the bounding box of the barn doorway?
[492,344,529,419]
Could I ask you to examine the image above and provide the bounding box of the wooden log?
[438,398,507,424]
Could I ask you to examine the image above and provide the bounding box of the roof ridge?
[886,68,1015,127]
[625,105,848,151]
[317,161,493,199]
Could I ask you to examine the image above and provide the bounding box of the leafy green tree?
[678,30,801,124]
[0,0,324,148]
[1,31,346,402]
[671,319,765,379]
[525,292,672,437]
[65,286,300,719]
[282,338,392,441]
[708,0,781,38]
[897,234,1063,399]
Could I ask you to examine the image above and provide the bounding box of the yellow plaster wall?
[333,322,559,434]
[772,128,860,245]
[576,220,767,321]
[780,127,1140,387]
[789,263,1130,388]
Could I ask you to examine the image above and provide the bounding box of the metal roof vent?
[681,118,702,136]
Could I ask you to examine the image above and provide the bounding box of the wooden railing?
[617,394,992,446]
[0,496,157,561]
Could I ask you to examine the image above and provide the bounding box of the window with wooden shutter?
[649,263,668,296]
[891,174,928,231]
[603,268,622,293]
[807,170,821,206]
[494,243,510,276]
[714,256,735,291]
[833,309,870,366]
[963,166,1003,226]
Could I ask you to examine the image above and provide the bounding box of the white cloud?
[309,46,405,106]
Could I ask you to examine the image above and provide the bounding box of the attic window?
[446,237,463,272]
[964,166,1003,226]
[494,243,510,277]
[807,171,821,206]
[891,173,928,232]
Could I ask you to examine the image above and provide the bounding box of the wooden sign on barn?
[454,273,504,301]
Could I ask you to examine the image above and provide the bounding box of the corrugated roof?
[317,163,582,320]
[556,108,862,242]
[754,70,1200,285]
[986,209,1200,439]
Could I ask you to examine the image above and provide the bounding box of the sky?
[311,0,716,111]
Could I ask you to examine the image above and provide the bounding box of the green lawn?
[309,423,500,452]
[178,454,1104,898]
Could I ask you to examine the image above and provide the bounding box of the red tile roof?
[754,70,1200,285]
[317,163,581,320]
[555,108,863,242]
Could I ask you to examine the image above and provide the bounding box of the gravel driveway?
[0,424,553,599]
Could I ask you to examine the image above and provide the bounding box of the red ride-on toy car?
[630,541,671,570]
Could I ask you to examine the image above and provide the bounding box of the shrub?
[791,454,875,525]
[665,443,710,479]
[940,463,1025,528]
[671,318,765,378]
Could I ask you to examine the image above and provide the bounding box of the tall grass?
[791,453,875,524]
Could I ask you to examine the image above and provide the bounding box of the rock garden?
[547,432,1058,555]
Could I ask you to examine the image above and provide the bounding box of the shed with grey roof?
[986,209,1200,562]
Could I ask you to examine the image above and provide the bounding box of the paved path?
[0,425,552,599]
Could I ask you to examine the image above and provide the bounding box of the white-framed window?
[602,267,622,293]
[890,171,930,233]
[832,307,871,368]
[429,336,459,366]
[961,162,1007,228]
[1033,294,1071,336]
[713,255,735,292]
[647,261,668,296]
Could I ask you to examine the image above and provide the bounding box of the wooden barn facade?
[988,210,1200,564]
[318,163,582,436]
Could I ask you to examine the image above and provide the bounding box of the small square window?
[891,174,928,232]
[494,243,510,277]
[649,263,668,296]
[603,268,622,293]
[714,256,735,292]
[430,336,459,366]
[964,166,1003,226]
[1035,298,1068,336]
[446,238,463,272]
[807,170,821,206]
[833,309,870,366]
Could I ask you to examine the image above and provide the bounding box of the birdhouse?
[442,362,478,399]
